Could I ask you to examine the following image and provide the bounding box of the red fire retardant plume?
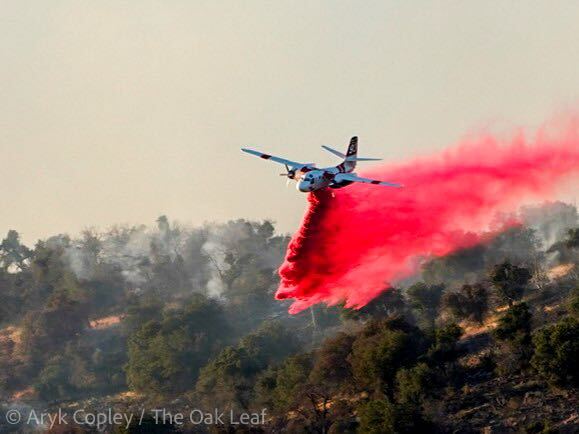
[276,121,579,314]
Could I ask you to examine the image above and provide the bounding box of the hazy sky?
[2,1,579,243]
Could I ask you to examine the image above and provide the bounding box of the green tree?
[494,303,532,342]
[395,363,436,406]
[442,283,488,324]
[269,353,313,411]
[20,290,88,366]
[568,287,579,319]
[30,235,71,288]
[490,261,531,307]
[493,303,533,373]
[126,295,229,395]
[238,321,300,369]
[195,321,299,410]
[196,346,257,411]
[0,230,32,271]
[357,399,433,434]
[270,353,333,434]
[123,296,164,334]
[357,400,396,434]
[427,323,463,366]
[350,318,426,396]
[35,356,75,399]
[531,317,579,387]
[310,332,355,391]
[406,282,444,330]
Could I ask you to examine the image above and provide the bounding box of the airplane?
[241,136,402,192]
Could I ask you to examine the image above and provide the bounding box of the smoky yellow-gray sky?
[2,1,579,243]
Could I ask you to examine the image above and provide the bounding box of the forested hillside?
[0,203,578,433]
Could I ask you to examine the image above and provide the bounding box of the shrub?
[395,363,436,405]
[350,319,426,396]
[357,399,434,434]
[406,282,445,330]
[195,321,299,410]
[126,295,229,395]
[567,287,579,319]
[442,283,488,324]
[490,261,531,307]
[493,303,533,374]
[531,317,579,387]
[310,332,355,391]
[428,323,464,365]
[494,303,532,342]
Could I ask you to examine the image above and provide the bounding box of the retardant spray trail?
[276,121,579,314]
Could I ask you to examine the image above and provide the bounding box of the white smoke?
[52,218,284,299]
[100,226,152,285]
[63,245,96,281]
[521,201,578,248]
[201,221,251,298]
[43,235,97,281]
[200,220,285,298]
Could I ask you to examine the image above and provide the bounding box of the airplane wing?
[333,173,403,188]
[241,148,313,171]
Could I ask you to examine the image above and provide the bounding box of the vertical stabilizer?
[344,136,358,171]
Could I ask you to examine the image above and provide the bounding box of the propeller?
[279,164,297,180]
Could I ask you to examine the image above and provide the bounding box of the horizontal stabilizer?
[321,145,346,159]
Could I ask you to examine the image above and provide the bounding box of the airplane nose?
[297,182,309,192]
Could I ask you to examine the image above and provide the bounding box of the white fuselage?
[297,161,354,192]
[297,169,331,192]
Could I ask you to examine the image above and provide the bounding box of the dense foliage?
[0,202,578,433]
